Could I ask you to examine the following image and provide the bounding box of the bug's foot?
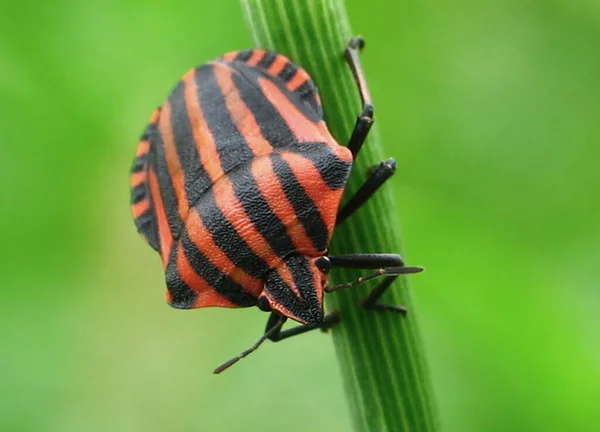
[359,103,374,123]
[367,157,396,176]
[319,310,342,333]
[363,302,408,316]
[348,36,366,51]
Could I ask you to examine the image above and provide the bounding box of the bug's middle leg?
[336,158,397,225]
[345,36,374,158]
[264,311,341,342]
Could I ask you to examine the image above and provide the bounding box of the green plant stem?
[241,1,438,430]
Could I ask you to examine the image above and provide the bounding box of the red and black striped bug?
[130,37,422,374]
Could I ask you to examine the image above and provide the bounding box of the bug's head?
[259,255,331,325]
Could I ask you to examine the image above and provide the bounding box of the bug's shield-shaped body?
[130,50,353,324]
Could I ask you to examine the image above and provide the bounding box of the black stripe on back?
[195,65,254,173]
[257,52,277,69]
[265,255,322,324]
[265,271,298,311]
[289,255,315,300]
[294,80,315,99]
[150,126,183,238]
[232,71,348,190]
[294,81,323,117]
[278,61,297,82]
[231,69,298,149]
[135,209,160,252]
[165,275,197,309]
[287,142,351,190]
[269,154,329,251]
[164,247,197,309]
[131,183,147,203]
[235,64,322,124]
[168,80,213,209]
[131,154,146,173]
[132,120,160,252]
[179,229,257,307]
[228,165,297,259]
[140,130,150,141]
[195,190,271,279]
[235,50,253,62]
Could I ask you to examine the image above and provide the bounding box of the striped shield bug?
[130,37,422,374]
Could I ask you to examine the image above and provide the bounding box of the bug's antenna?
[213,315,286,374]
[325,266,423,293]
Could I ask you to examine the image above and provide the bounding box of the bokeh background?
[1,0,599,431]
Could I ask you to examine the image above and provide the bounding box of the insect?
[130,37,422,374]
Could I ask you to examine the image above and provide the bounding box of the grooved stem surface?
[241,1,439,430]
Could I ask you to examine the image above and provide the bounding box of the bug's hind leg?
[212,310,341,374]
[336,158,396,225]
[346,36,374,158]
[362,276,408,315]
[265,311,341,342]
[213,314,287,374]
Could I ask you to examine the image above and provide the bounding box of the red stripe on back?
[132,199,150,219]
[267,55,288,76]
[186,209,263,297]
[250,157,317,255]
[157,101,189,219]
[279,151,342,240]
[257,76,329,142]
[286,69,309,92]
[213,63,273,157]
[275,261,301,298]
[314,92,322,108]
[130,171,146,188]
[263,291,305,324]
[258,76,352,163]
[175,246,238,308]
[182,69,225,183]
[149,109,161,123]
[211,175,282,270]
[246,50,266,66]
[221,51,238,62]
[148,168,173,267]
[310,259,326,308]
[136,140,150,157]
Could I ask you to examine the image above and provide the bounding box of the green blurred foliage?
[1,0,599,431]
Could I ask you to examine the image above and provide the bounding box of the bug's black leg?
[361,275,408,315]
[325,265,422,293]
[336,158,396,225]
[325,254,420,313]
[329,253,406,269]
[213,314,286,374]
[325,253,422,293]
[265,311,341,342]
[345,36,374,158]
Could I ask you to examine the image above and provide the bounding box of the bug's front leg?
[345,36,375,158]
[336,158,397,225]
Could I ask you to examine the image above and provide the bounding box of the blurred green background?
[1,0,599,431]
